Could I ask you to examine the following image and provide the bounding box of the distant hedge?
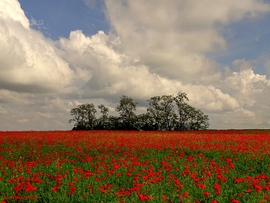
[69,92,209,131]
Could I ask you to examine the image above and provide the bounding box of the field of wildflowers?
[0,130,270,202]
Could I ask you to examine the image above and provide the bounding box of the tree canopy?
[69,92,210,131]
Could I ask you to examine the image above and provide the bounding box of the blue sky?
[19,0,109,39]
[1,0,270,130]
[212,16,270,74]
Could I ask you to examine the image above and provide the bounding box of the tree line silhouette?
[69,92,210,131]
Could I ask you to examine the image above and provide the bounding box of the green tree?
[174,92,209,130]
[69,103,97,130]
[69,92,210,131]
[147,96,162,130]
[147,95,178,130]
[134,112,154,130]
[95,104,109,129]
[107,115,122,130]
[115,95,138,130]
[159,95,178,130]
[174,92,190,130]
[184,105,209,130]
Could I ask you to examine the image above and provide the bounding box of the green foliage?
[69,103,97,130]
[147,94,178,130]
[69,92,210,130]
[115,95,138,130]
[95,104,110,130]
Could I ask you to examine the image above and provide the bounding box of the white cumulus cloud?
[0,0,75,94]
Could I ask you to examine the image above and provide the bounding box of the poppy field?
[0,130,270,203]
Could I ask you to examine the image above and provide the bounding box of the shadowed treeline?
[69,92,209,131]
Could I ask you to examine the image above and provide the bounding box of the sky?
[1,0,270,130]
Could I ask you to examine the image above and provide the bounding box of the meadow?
[0,130,270,203]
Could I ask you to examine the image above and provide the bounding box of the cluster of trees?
[69,92,210,131]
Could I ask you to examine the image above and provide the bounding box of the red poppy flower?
[203,191,210,196]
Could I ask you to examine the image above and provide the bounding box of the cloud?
[57,27,270,128]
[1,0,270,130]
[104,0,270,81]
[29,17,46,32]
[60,0,270,129]
[0,0,75,94]
[0,0,29,29]
[58,30,241,114]
[220,66,270,107]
